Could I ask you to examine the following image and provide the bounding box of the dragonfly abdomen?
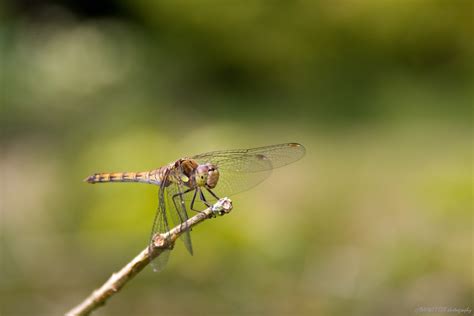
[84,170,162,185]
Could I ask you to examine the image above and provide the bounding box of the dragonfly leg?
[171,188,194,224]
[198,188,212,207]
[189,189,200,212]
[205,187,220,200]
[171,188,194,201]
[198,189,218,218]
[189,188,214,218]
[197,188,215,217]
[171,194,185,225]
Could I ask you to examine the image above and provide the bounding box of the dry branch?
[65,198,233,316]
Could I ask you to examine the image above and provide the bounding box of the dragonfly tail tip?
[84,174,96,183]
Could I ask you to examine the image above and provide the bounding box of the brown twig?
[65,198,233,316]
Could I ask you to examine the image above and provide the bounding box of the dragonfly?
[85,142,305,271]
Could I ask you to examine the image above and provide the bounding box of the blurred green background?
[1,1,472,315]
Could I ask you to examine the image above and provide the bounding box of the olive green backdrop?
[1,1,472,315]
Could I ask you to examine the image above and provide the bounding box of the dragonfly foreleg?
[189,189,199,212]
[205,187,220,200]
[198,188,212,207]
[198,188,219,218]
[189,189,210,217]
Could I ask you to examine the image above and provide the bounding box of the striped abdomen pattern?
[84,167,168,185]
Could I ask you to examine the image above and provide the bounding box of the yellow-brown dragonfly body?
[85,143,305,271]
[85,158,218,188]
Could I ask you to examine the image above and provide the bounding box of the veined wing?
[149,168,194,271]
[192,143,305,172]
[149,169,172,272]
[192,143,305,197]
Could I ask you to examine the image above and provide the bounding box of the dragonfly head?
[195,163,219,189]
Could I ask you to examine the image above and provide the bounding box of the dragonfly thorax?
[195,163,219,189]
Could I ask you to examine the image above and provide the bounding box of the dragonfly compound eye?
[206,164,219,189]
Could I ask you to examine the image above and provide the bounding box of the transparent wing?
[149,170,194,271]
[149,171,171,272]
[206,168,272,201]
[192,143,305,172]
[192,143,305,197]
[153,248,170,273]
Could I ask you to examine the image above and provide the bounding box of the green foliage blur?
[1,1,472,315]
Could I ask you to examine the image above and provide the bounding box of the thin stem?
[65,198,233,316]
